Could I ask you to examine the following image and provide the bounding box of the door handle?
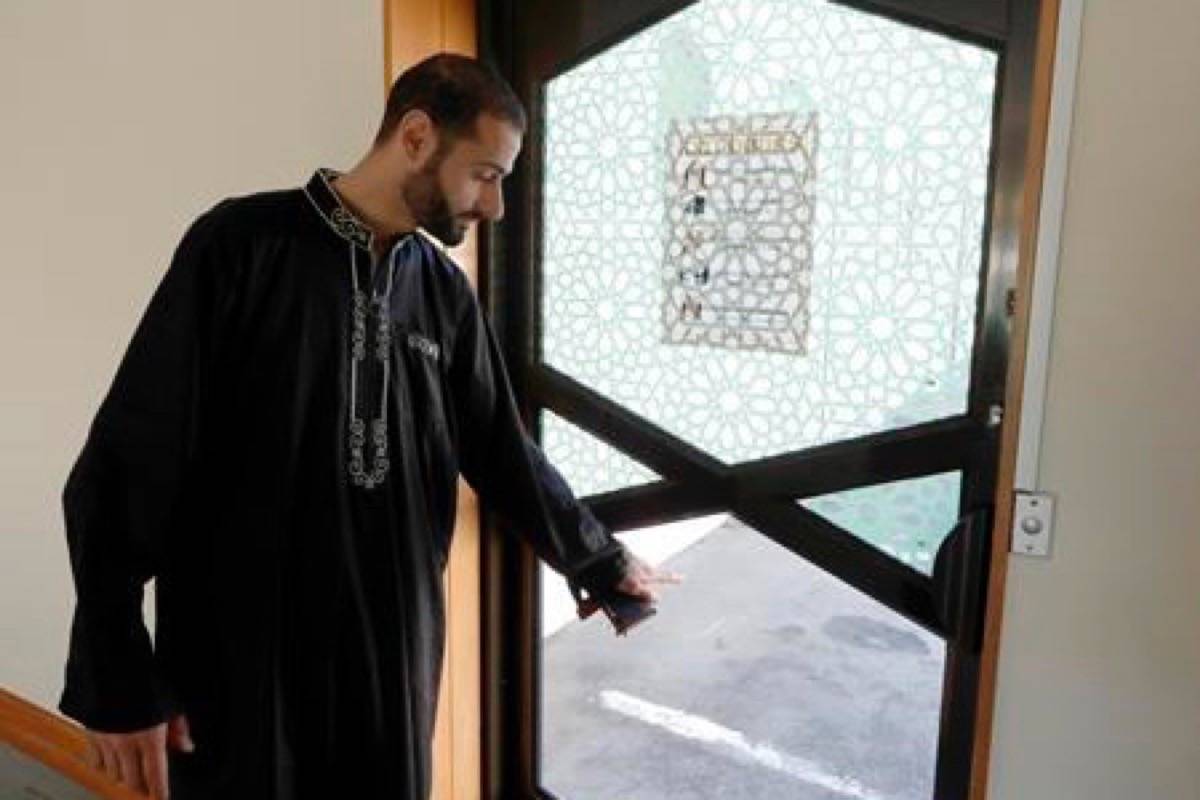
[931,507,993,652]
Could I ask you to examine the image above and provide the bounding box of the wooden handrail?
[1,687,145,800]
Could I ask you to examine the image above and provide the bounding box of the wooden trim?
[382,2,482,798]
[383,0,478,86]
[443,0,478,54]
[969,0,1063,797]
[384,0,444,87]
[382,0,394,95]
[0,688,143,800]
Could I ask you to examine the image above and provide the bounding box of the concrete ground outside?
[540,516,944,800]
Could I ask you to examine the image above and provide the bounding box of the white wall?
[4,2,1199,797]
[989,2,1200,798]
[0,1,382,709]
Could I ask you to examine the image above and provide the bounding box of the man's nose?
[480,182,504,221]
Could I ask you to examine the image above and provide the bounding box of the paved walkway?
[541,517,944,800]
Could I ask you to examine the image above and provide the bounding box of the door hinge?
[1005,287,1018,317]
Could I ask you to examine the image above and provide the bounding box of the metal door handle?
[931,507,993,652]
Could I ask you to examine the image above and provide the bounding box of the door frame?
[476,1,1065,797]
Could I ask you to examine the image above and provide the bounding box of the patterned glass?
[800,471,963,574]
[541,0,998,470]
[541,409,661,497]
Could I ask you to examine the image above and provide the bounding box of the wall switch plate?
[1011,490,1055,557]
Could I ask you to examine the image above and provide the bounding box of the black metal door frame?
[478,1,1046,797]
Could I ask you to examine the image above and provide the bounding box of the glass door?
[482,1,1042,797]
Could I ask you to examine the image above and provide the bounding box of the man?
[59,53,674,800]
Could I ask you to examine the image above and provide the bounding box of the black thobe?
[58,168,628,799]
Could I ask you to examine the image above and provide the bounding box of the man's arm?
[58,208,226,795]
[446,285,632,604]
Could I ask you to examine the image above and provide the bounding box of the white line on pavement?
[598,689,885,800]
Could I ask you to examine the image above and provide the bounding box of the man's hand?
[576,550,683,634]
[615,551,683,603]
[85,714,194,799]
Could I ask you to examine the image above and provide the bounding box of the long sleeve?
[448,288,628,597]
[59,209,227,732]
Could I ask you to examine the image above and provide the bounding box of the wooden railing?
[1,687,144,800]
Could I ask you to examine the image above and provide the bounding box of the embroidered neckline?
[346,242,395,489]
[302,167,375,251]
[301,168,440,490]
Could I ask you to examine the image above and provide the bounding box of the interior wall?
[6,2,1198,799]
[988,2,1200,798]
[0,0,382,708]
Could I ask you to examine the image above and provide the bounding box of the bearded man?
[58,52,671,800]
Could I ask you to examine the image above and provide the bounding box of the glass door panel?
[490,0,1040,795]
[541,0,999,470]
[800,471,964,575]
[542,409,662,496]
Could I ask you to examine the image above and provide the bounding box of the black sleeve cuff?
[57,612,178,733]
[569,540,630,599]
[57,672,175,733]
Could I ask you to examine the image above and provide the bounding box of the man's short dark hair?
[375,53,527,149]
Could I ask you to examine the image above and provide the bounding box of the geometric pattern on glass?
[542,0,998,465]
[664,112,817,354]
[800,471,963,575]
[540,409,661,498]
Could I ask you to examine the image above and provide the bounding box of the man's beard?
[402,159,471,246]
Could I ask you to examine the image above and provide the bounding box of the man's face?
[402,113,522,246]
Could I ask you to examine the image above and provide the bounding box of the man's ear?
[394,109,440,168]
